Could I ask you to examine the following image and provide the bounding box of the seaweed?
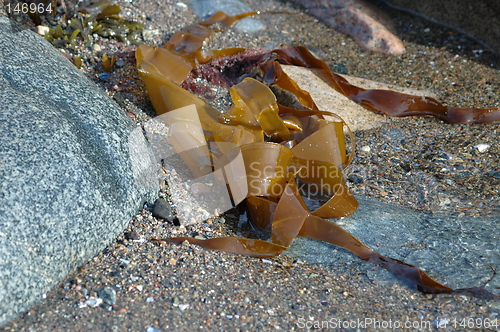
[35,0,143,49]
[102,53,116,72]
[137,11,499,298]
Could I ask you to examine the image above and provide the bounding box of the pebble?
[178,304,189,311]
[124,231,140,240]
[99,287,117,306]
[142,29,159,41]
[190,0,265,33]
[82,298,103,308]
[98,72,111,81]
[474,143,490,153]
[36,25,49,35]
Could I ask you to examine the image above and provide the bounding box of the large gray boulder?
[0,16,158,326]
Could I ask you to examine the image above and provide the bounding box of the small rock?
[99,286,117,305]
[142,29,159,41]
[152,198,175,222]
[109,270,122,277]
[115,59,125,67]
[488,170,500,179]
[85,297,103,308]
[474,144,490,153]
[98,72,111,81]
[36,25,50,36]
[124,231,140,240]
[120,259,131,265]
[348,174,363,184]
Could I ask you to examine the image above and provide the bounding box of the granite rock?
[0,16,158,326]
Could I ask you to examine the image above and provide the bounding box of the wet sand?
[1,0,499,330]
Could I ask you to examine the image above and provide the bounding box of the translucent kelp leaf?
[226,78,290,140]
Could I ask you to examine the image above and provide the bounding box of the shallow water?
[287,195,500,292]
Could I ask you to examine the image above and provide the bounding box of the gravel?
[1,0,499,330]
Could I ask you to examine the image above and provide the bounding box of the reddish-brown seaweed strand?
[270,46,500,123]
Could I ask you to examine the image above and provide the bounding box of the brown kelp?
[136,11,499,297]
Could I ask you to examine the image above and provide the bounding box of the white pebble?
[474,144,490,153]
